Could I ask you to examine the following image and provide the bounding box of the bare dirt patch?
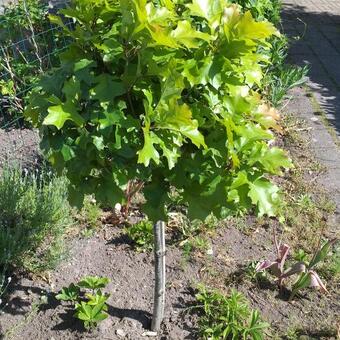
[0,127,40,169]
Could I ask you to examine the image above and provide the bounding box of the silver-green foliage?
[0,165,73,272]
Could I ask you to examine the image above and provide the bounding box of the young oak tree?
[25,0,292,331]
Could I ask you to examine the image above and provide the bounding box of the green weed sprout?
[56,276,110,330]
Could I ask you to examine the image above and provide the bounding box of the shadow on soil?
[3,277,152,333]
[282,3,340,136]
[2,279,51,316]
[225,266,294,301]
[52,304,152,332]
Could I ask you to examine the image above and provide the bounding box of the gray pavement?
[282,0,340,136]
[282,0,340,227]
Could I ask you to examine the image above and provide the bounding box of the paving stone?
[283,0,340,226]
[289,41,314,55]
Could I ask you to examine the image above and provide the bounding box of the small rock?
[142,331,158,337]
[310,117,318,122]
[186,320,193,328]
[206,247,213,255]
[122,317,137,328]
[116,329,126,338]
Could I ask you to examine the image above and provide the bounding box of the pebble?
[142,331,158,337]
[206,247,214,255]
[116,329,126,338]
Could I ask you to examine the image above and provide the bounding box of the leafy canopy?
[25,0,291,220]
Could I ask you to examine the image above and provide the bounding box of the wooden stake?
[151,220,166,332]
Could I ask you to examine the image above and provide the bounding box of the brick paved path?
[282,0,340,227]
[283,0,340,135]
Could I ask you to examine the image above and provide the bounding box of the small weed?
[296,194,313,210]
[285,326,299,340]
[328,246,340,278]
[80,196,102,230]
[280,189,334,252]
[280,114,336,252]
[256,235,337,300]
[292,249,308,263]
[56,276,110,330]
[264,64,309,107]
[81,228,95,238]
[168,212,217,240]
[195,285,269,339]
[244,261,267,283]
[181,236,210,261]
[56,283,80,302]
[125,220,154,252]
[318,244,340,282]
[231,216,248,231]
[260,34,309,107]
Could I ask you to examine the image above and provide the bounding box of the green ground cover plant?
[56,276,110,330]
[125,220,154,252]
[195,285,269,339]
[78,195,102,235]
[0,165,73,301]
[25,0,292,222]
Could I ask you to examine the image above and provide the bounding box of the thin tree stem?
[151,220,166,332]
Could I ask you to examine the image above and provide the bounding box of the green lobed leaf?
[248,178,280,217]
[25,0,289,222]
[43,103,85,130]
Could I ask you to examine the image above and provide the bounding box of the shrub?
[25,0,292,222]
[0,165,73,273]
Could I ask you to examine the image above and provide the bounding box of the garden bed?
[1,221,338,339]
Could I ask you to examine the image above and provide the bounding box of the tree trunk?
[151,220,166,332]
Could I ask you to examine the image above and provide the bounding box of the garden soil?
[0,218,339,340]
[0,127,40,169]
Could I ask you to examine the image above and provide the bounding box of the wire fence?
[0,0,70,168]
